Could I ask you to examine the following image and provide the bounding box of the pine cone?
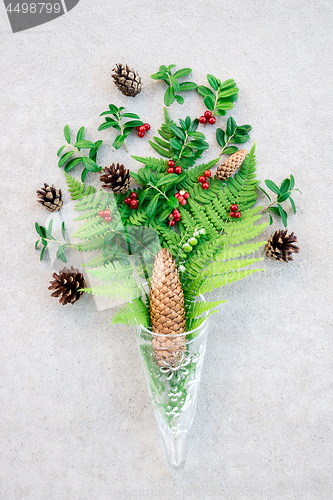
[150,249,187,367]
[111,63,142,97]
[37,183,63,212]
[49,266,86,305]
[216,149,247,181]
[265,230,299,262]
[99,163,131,193]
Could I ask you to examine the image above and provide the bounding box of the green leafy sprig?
[148,109,208,168]
[57,125,102,182]
[98,104,144,151]
[197,75,239,117]
[259,175,301,227]
[35,219,69,262]
[216,117,251,155]
[150,65,197,106]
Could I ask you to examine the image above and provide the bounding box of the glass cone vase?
[133,314,209,477]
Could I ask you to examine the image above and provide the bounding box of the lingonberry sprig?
[197,75,239,119]
[150,64,197,106]
[99,208,112,223]
[98,104,144,152]
[198,110,216,125]
[35,219,71,263]
[136,123,151,138]
[216,117,252,156]
[57,125,103,182]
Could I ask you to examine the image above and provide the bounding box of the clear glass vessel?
[133,312,209,477]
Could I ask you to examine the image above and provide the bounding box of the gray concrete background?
[1,1,333,499]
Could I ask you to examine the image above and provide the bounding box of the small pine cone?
[111,63,142,97]
[49,266,86,305]
[150,249,187,367]
[216,149,247,181]
[37,183,63,212]
[265,230,300,262]
[99,163,131,194]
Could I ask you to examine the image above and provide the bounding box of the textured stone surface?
[1,0,333,498]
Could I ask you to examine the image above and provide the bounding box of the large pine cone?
[150,249,186,367]
[37,183,63,212]
[216,149,247,181]
[265,230,299,262]
[49,266,85,305]
[99,163,131,194]
[111,63,142,97]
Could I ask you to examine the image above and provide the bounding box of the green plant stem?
[219,132,236,155]
[117,111,128,152]
[178,131,189,160]
[147,182,169,200]
[261,200,277,212]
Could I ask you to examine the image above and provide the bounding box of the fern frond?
[198,268,264,294]
[111,298,150,327]
[127,207,148,226]
[82,253,114,268]
[178,158,219,191]
[81,279,141,300]
[186,199,219,238]
[214,240,266,261]
[201,257,264,278]
[131,156,168,173]
[88,261,134,282]
[187,299,227,318]
[64,172,95,201]
[223,221,269,245]
[187,310,219,332]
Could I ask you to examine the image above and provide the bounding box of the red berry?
[229,211,235,218]
[174,215,181,221]
[208,117,216,125]
[230,204,238,212]
[180,199,187,206]
[202,182,209,190]
[130,200,138,209]
[177,195,184,202]
[139,125,146,133]
[104,209,111,216]
[138,131,145,138]
[198,176,206,183]
[168,160,175,167]
[167,167,174,174]
[130,192,138,199]
[173,209,180,215]
[168,213,174,220]
[169,220,176,226]
[124,198,131,205]
[204,170,211,178]
[204,110,212,119]
[179,189,186,196]
[184,192,190,199]
[136,126,141,131]
[104,216,111,223]
[99,210,105,217]
[175,192,180,198]
[235,212,241,218]
[199,116,207,124]
[174,166,182,175]
[143,123,150,131]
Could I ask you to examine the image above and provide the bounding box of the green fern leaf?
[198,268,264,294]
[81,279,141,300]
[64,172,95,200]
[111,298,150,327]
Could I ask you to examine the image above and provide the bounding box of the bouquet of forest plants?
[35,64,300,473]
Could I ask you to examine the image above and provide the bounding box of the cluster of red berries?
[198,169,211,190]
[175,189,190,206]
[123,192,139,209]
[167,160,182,175]
[99,208,112,223]
[136,123,151,138]
[168,208,181,226]
[229,204,241,218]
[199,111,216,125]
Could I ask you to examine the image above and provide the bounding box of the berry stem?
[261,199,278,213]
[219,131,236,155]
